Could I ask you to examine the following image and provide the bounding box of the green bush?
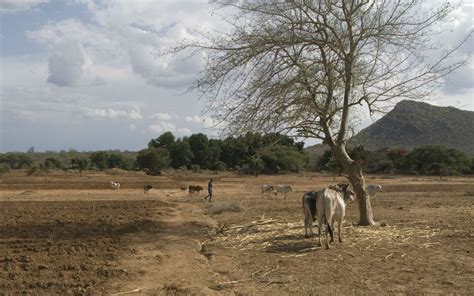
[0,163,11,176]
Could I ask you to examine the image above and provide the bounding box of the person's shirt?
[208,181,213,190]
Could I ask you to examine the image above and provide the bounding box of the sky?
[0,0,473,153]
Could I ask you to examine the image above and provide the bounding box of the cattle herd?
[110,179,382,250]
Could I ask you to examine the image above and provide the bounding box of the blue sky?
[0,0,473,152]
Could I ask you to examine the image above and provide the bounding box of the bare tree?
[171,0,470,225]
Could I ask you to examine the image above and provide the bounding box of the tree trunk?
[332,145,376,226]
[347,168,376,226]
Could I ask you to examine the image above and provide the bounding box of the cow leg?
[338,218,343,243]
[325,215,333,249]
[330,217,336,243]
[325,223,331,249]
[317,216,323,247]
[304,215,313,238]
[304,218,309,238]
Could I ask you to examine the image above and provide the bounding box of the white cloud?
[160,121,176,132]
[150,112,173,121]
[0,0,48,14]
[177,127,191,136]
[128,107,143,120]
[25,2,215,89]
[47,40,86,87]
[129,124,137,132]
[148,124,163,134]
[148,121,176,134]
[185,115,217,128]
[85,107,143,120]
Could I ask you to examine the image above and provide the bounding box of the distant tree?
[260,145,307,173]
[44,157,63,170]
[188,133,209,168]
[0,163,10,176]
[27,147,35,153]
[169,139,194,169]
[374,160,394,174]
[89,151,110,170]
[108,153,126,169]
[136,148,171,175]
[401,145,470,175]
[0,153,33,169]
[387,147,409,170]
[220,136,240,168]
[216,161,227,172]
[70,158,88,177]
[207,139,222,170]
[317,150,343,175]
[249,156,265,176]
[149,131,176,149]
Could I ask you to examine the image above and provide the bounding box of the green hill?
[350,100,474,155]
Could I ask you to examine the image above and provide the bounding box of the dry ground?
[0,170,473,295]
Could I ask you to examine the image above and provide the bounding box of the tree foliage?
[401,145,471,176]
[136,148,171,175]
[0,153,33,169]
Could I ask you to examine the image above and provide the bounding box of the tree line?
[0,132,307,176]
[1,134,473,177]
[137,132,307,175]
[315,145,474,177]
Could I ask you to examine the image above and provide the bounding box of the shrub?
[0,163,11,176]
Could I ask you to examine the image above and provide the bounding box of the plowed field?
[1,170,473,295]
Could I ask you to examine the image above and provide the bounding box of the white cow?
[367,184,383,204]
[316,184,355,249]
[275,184,293,199]
[110,181,120,190]
[261,185,274,198]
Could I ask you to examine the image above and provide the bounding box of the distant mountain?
[351,100,474,155]
[305,100,474,155]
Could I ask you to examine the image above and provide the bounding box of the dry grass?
[206,200,243,215]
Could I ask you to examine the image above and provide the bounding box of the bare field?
[0,171,473,295]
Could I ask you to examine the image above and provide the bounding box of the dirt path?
[111,197,254,295]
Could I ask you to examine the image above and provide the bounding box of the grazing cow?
[180,186,188,192]
[367,184,383,204]
[144,185,153,194]
[316,184,355,249]
[261,185,274,198]
[275,184,293,199]
[302,191,319,237]
[110,181,120,190]
[188,185,203,195]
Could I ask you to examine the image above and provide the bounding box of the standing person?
[204,178,213,202]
